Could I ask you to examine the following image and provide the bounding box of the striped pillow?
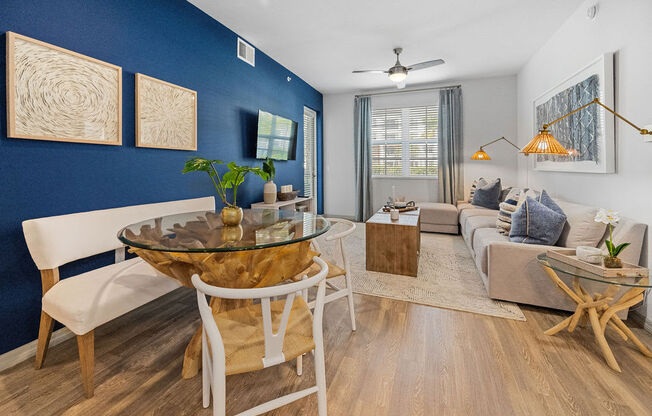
[496,199,518,235]
[468,177,487,202]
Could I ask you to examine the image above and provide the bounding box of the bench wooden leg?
[77,331,95,398]
[35,311,54,369]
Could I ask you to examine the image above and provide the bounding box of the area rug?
[318,224,526,321]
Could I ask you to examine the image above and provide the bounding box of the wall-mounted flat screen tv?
[255,110,298,160]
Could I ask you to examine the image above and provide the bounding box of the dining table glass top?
[118,209,330,253]
[537,253,651,288]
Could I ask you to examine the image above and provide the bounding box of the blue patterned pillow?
[472,178,501,210]
[509,194,567,245]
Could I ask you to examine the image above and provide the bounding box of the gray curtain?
[438,87,464,204]
[354,96,373,222]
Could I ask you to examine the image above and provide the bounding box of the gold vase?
[604,256,623,269]
[220,206,243,226]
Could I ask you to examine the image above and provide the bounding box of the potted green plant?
[594,208,630,268]
[183,157,267,226]
[262,158,276,204]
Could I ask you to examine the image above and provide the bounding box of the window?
[371,105,438,177]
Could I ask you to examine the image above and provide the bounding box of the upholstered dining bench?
[22,196,215,398]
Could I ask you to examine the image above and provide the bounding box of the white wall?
[323,75,518,217]
[516,0,652,323]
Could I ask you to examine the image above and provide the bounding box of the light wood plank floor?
[1,288,651,415]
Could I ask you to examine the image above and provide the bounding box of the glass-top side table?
[537,253,651,372]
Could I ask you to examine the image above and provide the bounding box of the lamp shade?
[521,130,569,155]
[470,149,491,160]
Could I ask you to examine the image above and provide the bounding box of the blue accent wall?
[0,0,323,354]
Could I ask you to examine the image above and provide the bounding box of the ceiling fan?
[353,48,445,89]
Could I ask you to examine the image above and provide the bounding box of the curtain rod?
[354,84,461,98]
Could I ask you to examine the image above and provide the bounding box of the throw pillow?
[555,200,608,248]
[468,177,487,202]
[472,178,502,210]
[516,188,540,209]
[496,198,518,235]
[509,196,567,245]
[499,187,513,202]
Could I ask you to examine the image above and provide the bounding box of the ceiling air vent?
[237,38,255,67]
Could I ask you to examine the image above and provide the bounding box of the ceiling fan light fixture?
[388,68,407,83]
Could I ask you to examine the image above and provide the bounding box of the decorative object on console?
[510,190,567,245]
[470,137,520,160]
[6,31,122,145]
[135,73,197,150]
[261,158,277,204]
[182,158,268,225]
[468,177,487,202]
[471,178,502,210]
[390,209,400,221]
[594,209,630,269]
[277,190,299,201]
[527,54,615,172]
[576,246,603,264]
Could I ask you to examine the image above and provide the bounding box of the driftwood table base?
[129,241,318,378]
[542,266,651,372]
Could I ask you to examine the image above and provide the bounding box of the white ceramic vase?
[263,180,277,204]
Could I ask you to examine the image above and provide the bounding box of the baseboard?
[630,309,652,334]
[323,213,356,221]
[0,327,75,372]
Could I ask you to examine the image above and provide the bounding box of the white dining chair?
[307,218,357,331]
[192,256,329,416]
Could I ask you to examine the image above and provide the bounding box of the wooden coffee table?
[365,208,421,276]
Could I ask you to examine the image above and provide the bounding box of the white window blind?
[372,105,438,177]
[303,108,317,198]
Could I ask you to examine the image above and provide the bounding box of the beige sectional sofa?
[455,200,647,313]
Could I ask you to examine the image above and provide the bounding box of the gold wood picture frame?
[6,31,122,145]
[135,73,197,151]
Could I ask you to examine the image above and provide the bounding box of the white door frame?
[304,106,318,212]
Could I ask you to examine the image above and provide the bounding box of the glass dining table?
[118,209,330,378]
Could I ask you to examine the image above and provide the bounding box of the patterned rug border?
[320,224,526,322]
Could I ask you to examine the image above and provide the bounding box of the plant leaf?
[182,157,223,173]
[613,242,630,256]
[605,240,615,256]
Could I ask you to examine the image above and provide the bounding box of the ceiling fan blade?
[407,59,445,71]
[396,80,406,89]
[352,70,388,74]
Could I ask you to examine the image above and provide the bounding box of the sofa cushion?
[42,258,181,335]
[459,208,498,230]
[463,216,500,250]
[472,178,502,210]
[556,200,607,248]
[510,196,567,245]
[457,202,492,213]
[418,202,458,225]
[473,227,510,274]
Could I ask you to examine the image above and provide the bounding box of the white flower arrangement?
[594,208,629,259]
[594,208,620,226]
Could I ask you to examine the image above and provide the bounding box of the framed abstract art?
[532,53,615,173]
[6,31,122,145]
[135,73,197,150]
